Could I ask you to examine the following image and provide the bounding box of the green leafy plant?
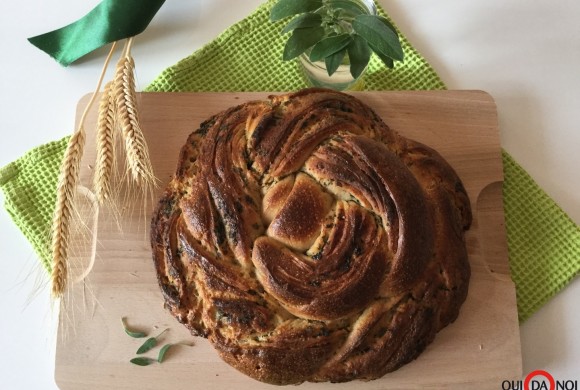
[271,0,404,78]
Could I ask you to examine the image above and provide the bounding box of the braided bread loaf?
[151,88,472,384]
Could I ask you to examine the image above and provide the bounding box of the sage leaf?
[136,337,157,354]
[157,343,173,363]
[121,317,147,338]
[271,0,323,21]
[377,16,399,37]
[325,48,347,76]
[353,15,404,62]
[158,342,193,363]
[328,0,368,17]
[282,13,322,34]
[130,357,156,366]
[309,34,352,62]
[283,26,325,60]
[136,328,168,354]
[369,42,394,68]
[347,34,371,79]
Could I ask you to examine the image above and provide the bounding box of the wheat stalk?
[94,81,117,205]
[114,39,155,187]
[51,129,86,298]
[50,41,118,298]
[50,37,156,298]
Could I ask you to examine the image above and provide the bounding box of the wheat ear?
[50,42,117,298]
[114,38,155,187]
[51,129,86,298]
[94,81,117,205]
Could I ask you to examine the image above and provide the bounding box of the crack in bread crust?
[150,88,472,385]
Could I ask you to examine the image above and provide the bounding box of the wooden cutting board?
[55,91,522,389]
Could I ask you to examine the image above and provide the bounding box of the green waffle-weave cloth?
[1,0,579,322]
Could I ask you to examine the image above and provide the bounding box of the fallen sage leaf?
[136,337,157,354]
[157,343,173,363]
[136,328,168,354]
[130,357,156,366]
[158,341,194,363]
[121,317,147,338]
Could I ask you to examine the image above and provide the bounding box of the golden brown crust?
[151,88,472,385]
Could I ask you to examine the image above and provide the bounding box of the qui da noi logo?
[502,370,578,390]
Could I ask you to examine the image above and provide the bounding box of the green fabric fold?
[502,152,580,321]
[3,0,578,322]
[0,138,68,271]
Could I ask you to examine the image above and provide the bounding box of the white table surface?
[1,1,578,388]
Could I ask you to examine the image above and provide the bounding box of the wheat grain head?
[51,128,86,298]
[113,55,155,188]
[94,81,117,205]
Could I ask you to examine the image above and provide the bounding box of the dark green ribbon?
[28,0,166,66]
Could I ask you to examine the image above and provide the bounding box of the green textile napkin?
[502,153,580,321]
[0,138,68,272]
[1,0,578,322]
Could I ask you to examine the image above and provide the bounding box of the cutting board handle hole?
[475,181,512,281]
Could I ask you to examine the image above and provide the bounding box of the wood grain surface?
[55,91,522,389]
